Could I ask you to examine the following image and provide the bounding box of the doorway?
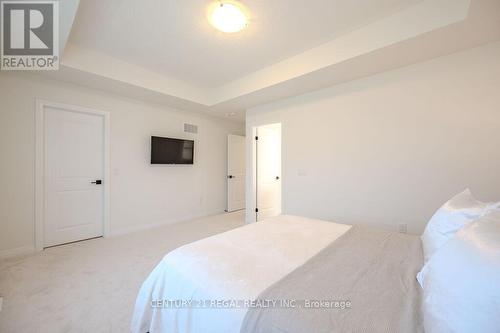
[35,100,110,249]
[255,123,281,221]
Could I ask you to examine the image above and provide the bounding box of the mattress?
[131,215,351,333]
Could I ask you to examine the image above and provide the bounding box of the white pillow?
[420,189,496,264]
[421,210,500,333]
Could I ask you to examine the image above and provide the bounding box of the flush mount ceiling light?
[209,2,248,33]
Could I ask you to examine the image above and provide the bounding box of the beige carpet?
[0,211,245,333]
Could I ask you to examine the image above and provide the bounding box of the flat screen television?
[151,136,194,164]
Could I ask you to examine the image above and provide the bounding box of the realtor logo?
[1,0,59,70]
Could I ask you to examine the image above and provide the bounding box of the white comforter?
[131,215,351,333]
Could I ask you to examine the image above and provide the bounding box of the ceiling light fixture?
[209,2,248,33]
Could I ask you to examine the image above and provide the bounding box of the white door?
[44,106,105,247]
[257,123,281,221]
[227,134,246,212]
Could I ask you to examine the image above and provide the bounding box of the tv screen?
[151,136,194,164]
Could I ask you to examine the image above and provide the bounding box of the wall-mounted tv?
[151,136,194,164]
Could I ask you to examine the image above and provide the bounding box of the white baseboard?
[0,245,36,259]
[108,210,224,237]
[0,211,226,258]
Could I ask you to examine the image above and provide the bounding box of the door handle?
[275,176,280,180]
[227,175,234,179]
[91,180,102,185]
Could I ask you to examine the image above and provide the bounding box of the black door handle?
[91,180,102,185]
[276,176,280,180]
[227,175,234,179]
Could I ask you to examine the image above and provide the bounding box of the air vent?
[184,123,198,134]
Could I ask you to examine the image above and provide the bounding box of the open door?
[256,123,281,221]
[227,134,246,212]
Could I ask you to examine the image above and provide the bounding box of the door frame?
[250,122,282,222]
[35,99,110,251]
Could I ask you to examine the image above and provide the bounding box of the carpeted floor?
[0,211,245,333]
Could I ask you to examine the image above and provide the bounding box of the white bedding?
[131,215,351,333]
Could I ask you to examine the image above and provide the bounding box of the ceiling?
[69,0,421,89]
[40,0,500,122]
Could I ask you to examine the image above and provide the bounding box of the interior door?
[257,124,281,221]
[44,106,105,247]
[227,134,246,212]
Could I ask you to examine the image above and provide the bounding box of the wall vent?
[184,123,198,134]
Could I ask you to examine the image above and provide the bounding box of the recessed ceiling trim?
[46,0,500,123]
[212,0,471,104]
[61,0,471,108]
[62,44,211,105]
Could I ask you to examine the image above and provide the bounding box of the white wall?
[0,73,244,256]
[246,41,500,234]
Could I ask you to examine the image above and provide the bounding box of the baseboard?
[108,210,225,237]
[0,212,227,258]
[0,245,36,259]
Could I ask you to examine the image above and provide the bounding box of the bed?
[131,215,423,333]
